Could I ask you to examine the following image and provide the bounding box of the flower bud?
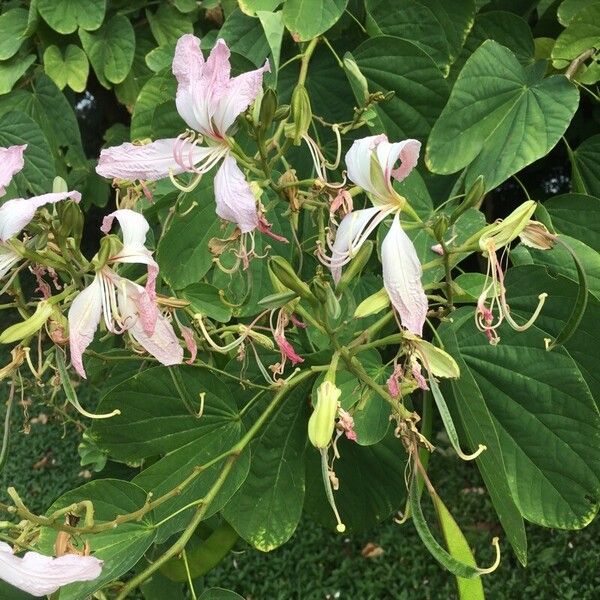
[274,104,290,121]
[269,256,316,302]
[479,200,537,252]
[336,240,373,292]
[290,84,312,145]
[432,214,449,241]
[324,282,341,321]
[258,87,278,131]
[52,176,68,194]
[308,381,341,449]
[451,175,485,223]
[354,287,390,318]
[93,235,120,270]
[58,200,84,245]
[0,301,53,344]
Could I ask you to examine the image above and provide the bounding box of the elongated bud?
[451,175,485,223]
[479,200,537,252]
[310,278,329,304]
[274,104,290,121]
[432,214,449,241]
[269,256,316,302]
[354,287,390,318]
[52,176,68,194]
[58,200,84,244]
[258,87,278,131]
[343,54,369,103]
[258,290,299,309]
[308,381,341,449]
[0,301,53,344]
[290,84,312,145]
[93,235,120,270]
[324,282,341,321]
[336,240,373,292]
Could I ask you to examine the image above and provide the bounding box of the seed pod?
[336,240,373,292]
[308,381,341,449]
[269,256,316,302]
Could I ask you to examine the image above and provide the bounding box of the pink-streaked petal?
[0,244,21,280]
[214,157,258,233]
[0,542,103,597]
[180,324,198,364]
[118,280,183,365]
[381,214,428,336]
[96,139,212,182]
[211,59,270,137]
[0,145,26,197]
[344,134,387,196]
[376,138,421,184]
[68,276,103,379]
[0,191,81,242]
[173,34,206,132]
[329,207,383,283]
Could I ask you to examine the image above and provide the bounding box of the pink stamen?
[275,334,304,365]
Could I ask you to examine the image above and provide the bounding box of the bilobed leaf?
[219,9,271,68]
[180,282,233,323]
[570,134,600,198]
[239,0,281,15]
[43,44,89,92]
[222,378,313,551]
[0,9,29,60]
[545,193,600,251]
[283,0,348,42]
[79,14,135,87]
[352,36,449,140]
[37,0,106,34]
[557,0,595,25]
[426,40,579,192]
[0,54,35,95]
[38,479,156,600]
[552,4,600,68]
[0,111,54,195]
[146,4,194,46]
[145,43,177,72]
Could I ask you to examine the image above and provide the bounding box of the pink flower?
[0,542,102,597]
[319,135,427,336]
[96,35,269,235]
[0,145,26,196]
[68,210,182,377]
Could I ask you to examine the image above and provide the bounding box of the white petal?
[0,191,81,242]
[68,276,103,379]
[118,280,183,365]
[344,135,387,196]
[0,145,26,196]
[96,139,212,182]
[0,542,102,597]
[214,157,258,233]
[173,34,206,131]
[381,214,428,336]
[0,244,20,280]
[375,138,421,184]
[329,207,384,283]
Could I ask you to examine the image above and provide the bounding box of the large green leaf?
[0,110,54,195]
[545,193,600,251]
[179,282,233,323]
[91,365,240,460]
[43,44,89,92]
[157,182,222,290]
[0,9,29,60]
[426,40,579,192]
[222,377,313,551]
[37,0,106,34]
[38,479,156,600]
[79,14,135,87]
[219,9,270,68]
[0,54,35,95]
[552,4,600,68]
[146,4,194,46]
[557,0,593,25]
[283,0,348,41]
[351,36,449,140]
[445,305,600,529]
[570,134,600,198]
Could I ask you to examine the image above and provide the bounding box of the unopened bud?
[52,176,68,194]
[0,301,53,344]
[269,256,316,302]
[519,221,557,250]
[290,84,312,145]
[308,381,341,449]
[354,287,389,318]
[258,88,278,131]
[451,175,485,223]
[258,290,299,310]
[274,104,290,121]
[433,214,449,241]
[93,235,120,269]
[58,200,84,244]
[479,200,537,252]
[343,55,369,103]
[337,240,373,292]
[324,282,341,321]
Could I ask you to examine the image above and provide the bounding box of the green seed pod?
[336,240,373,292]
[308,381,341,449]
[0,301,54,344]
[259,87,278,131]
[290,84,312,145]
[269,256,316,302]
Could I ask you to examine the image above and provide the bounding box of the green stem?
[298,38,319,86]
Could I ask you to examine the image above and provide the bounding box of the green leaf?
[157,184,222,290]
[426,40,579,192]
[39,479,156,600]
[79,14,135,87]
[37,0,106,34]
[0,110,54,195]
[180,282,233,323]
[552,4,600,68]
[239,0,282,16]
[351,36,449,140]
[557,0,595,25]
[91,365,238,460]
[43,44,89,92]
[222,377,313,551]
[147,4,194,46]
[283,0,348,42]
[570,134,600,198]
[545,193,600,251]
[444,306,600,529]
[145,43,177,72]
[219,9,271,68]
[257,10,284,72]
[0,54,35,95]
[0,9,29,60]
[199,590,244,600]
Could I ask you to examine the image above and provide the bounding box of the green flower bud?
[324,282,341,321]
[336,240,373,292]
[93,235,120,270]
[273,104,290,121]
[308,381,341,449]
[290,84,312,145]
[450,175,485,223]
[52,176,68,194]
[58,200,84,245]
[269,256,316,302]
[354,287,390,318]
[258,87,278,131]
[432,214,449,241]
[0,301,54,344]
